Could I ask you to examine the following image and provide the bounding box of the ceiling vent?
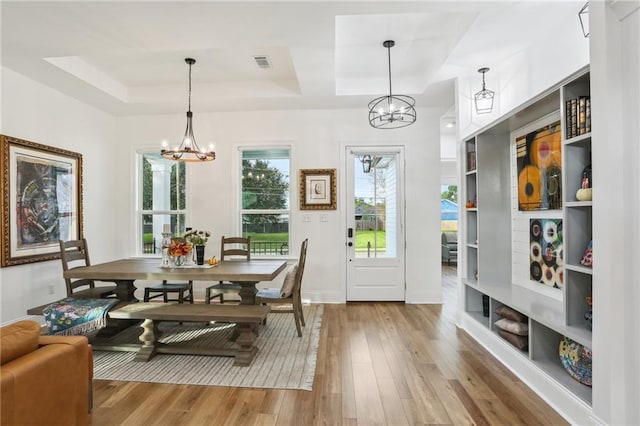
[253,55,272,69]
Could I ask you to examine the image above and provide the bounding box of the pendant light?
[474,67,495,114]
[359,155,382,173]
[578,2,589,38]
[161,58,215,162]
[368,40,416,129]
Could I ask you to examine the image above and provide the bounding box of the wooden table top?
[108,302,270,323]
[64,258,288,282]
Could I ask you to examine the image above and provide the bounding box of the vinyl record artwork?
[530,219,563,289]
[517,120,562,210]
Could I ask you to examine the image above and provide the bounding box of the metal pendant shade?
[474,67,495,114]
[368,40,416,129]
[161,58,216,162]
[359,154,382,173]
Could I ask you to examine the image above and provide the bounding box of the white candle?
[163,224,171,234]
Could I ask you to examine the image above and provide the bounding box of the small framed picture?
[1,135,83,267]
[299,168,337,210]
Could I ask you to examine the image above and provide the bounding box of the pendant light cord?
[188,62,192,113]
[387,45,393,98]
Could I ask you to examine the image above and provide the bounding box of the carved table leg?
[112,279,138,302]
[233,323,259,366]
[134,319,162,362]
[236,281,259,305]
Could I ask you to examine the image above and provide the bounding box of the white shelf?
[463,278,478,287]
[565,201,593,208]
[466,243,478,249]
[564,132,592,146]
[531,357,592,406]
[565,264,593,275]
[466,169,477,175]
[465,207,478,212]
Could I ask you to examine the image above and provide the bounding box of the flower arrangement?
[184,229,211,245]
[168,241,191,256]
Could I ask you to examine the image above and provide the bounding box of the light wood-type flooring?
[90,265,568,425]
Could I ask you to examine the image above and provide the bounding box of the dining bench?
[107,303,270,366]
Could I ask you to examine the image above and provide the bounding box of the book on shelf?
[467,151,476,172]
[565,96,591,139]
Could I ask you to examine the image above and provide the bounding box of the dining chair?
[255,238,308,337]
[204,236,251,304]
[144,280,194,303]
[59,239,117,299]
[143,237,204,304]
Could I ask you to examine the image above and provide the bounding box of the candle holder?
[161,231,172,267]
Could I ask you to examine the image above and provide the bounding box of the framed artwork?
[1,135,83,267]
[529,218,563,289]
[516,117,562,210]
[299,168,337,210]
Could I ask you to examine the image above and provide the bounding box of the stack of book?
[467,150,476,172]
[565,96,591,139]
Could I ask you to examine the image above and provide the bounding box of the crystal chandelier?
[368,40,416,129]
[161,58,215,162]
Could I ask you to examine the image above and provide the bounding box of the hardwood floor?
[89,265,567,425]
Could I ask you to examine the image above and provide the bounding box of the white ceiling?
[1,1,585,116]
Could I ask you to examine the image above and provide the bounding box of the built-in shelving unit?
[459,67,594,423]
[463,138,478,285]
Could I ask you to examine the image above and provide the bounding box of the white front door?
[346,147,405,301]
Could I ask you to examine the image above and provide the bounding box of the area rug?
[92,304,322,391]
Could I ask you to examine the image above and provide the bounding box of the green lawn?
[243,231,386,249]
[355,230,386,249]
[243,232,288,242]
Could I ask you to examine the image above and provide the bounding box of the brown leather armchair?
[0,320,92,425]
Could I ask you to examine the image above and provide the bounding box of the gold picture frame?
[1,135,83,267]
[299,168,337,210]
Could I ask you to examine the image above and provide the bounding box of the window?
[440,184,458,232]
[138,152,187,255]
[240,148,290,256]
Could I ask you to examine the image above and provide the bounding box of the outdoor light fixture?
[579,2,589,38]
[161,58,216,162]
[368,40,416,129]
[474,67,495,114]
[359,155,382,173]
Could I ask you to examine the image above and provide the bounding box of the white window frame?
[135,149,188,256]
[238,146,291,257]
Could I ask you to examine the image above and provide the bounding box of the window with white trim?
[240,148,290,256]
[138,152,187,255]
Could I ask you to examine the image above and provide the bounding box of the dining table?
[63,258,288,305]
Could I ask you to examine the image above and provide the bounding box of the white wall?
[590,2,640,424]
[0,67,121,323]
[118,106,445,305]
[458,18,590,140]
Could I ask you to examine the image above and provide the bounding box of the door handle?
[347,242,353,247]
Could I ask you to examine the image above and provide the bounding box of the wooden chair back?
[220,236,251,261]
[59,239,95,296]
[292,238,309,298]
